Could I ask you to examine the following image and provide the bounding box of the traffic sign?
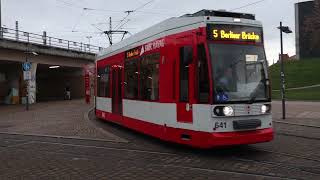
[23,71,31,80]
[22,62,32,71]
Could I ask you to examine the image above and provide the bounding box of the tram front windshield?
[209,43,269,103]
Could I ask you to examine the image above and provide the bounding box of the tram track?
[276,131,320,141]
[3,131,318,161]
[231,149,320,175]
[91,115,320,164]
[10,135,320,164]
[3,118,319,178]
[149,164,295,180]
[274,120,320,140]
[224,147,320,177]
[30,141,320,179]
[254,148,320,163]
[91,114,320,164]
[1,139,303,180]
[1,132,319,179]
[274,121,320,129]
[231,156,320,176]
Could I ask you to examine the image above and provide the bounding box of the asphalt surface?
[0,100,319,179]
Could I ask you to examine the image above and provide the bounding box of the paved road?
[0,100,319,179]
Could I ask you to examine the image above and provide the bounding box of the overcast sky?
[1,0,309,64]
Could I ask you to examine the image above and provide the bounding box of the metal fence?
[0,27,104,54]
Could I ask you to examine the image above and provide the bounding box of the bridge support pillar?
[27,63,37,104]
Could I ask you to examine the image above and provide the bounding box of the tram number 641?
[214,122,227,129]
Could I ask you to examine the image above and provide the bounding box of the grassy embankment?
[269,58,320,101]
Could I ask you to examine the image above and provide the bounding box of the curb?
[274,120,320,128]
[0,131,126,143]
[84,106,129,143]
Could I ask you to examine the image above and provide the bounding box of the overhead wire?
[231,0,267,11]
[54,0,165,44]
[56,0,174,34]
[84,7,176,16]
[115,18,131,31]
[133,0,156,12]
[55,0,107,37]
[71,9,86,32]
[55,0,83,9]
[114,0,156,30]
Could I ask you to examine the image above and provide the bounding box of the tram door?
[111,66,123,115]
[176,35,195,123]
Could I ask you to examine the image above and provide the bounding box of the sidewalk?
[0,100,126,142]
[272,100,320,126]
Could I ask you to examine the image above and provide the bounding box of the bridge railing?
[0,27,104,54]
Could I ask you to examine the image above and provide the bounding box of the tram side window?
[124,58,139,99]
[180,46,192,102]
[140,53,160,101]
[97,66,110,97]
[197,44,210,103]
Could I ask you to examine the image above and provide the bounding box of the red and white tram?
[95,10,273,148]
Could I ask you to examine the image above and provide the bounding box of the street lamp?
[277,22,292,119]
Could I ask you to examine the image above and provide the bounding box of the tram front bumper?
[205,128,274,148]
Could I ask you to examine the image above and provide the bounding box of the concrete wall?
[295,0,320,59]
[0,38,96,60]
[0,48,92,68]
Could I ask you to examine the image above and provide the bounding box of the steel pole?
[280,22,286,119]
[25,54,29,111]
[0,0,2,38]
[0,0,1,27]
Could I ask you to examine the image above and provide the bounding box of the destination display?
[125,47,141,59]
[207,24,263,43]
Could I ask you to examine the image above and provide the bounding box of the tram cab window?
[140,53,160,101]
[197,44,210,103]
[180,46,192,102]
[97,66,110,97]
[124,58,139,99]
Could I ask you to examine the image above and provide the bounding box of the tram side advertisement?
[207,24,263,43]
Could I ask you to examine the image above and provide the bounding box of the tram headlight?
[213,106,234,116]
[261,104,270,114]
[223,106,234,116]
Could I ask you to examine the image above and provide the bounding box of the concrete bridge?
[0,27,103,105]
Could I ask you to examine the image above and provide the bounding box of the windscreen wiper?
[247,80,261,104]
[248,94,256,104]
[247,78,267,104]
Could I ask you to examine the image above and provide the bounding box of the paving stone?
[0,100,319,179]
[0,100,126,142]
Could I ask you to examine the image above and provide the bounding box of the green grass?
[269,58,320,90]
[269,58,320,100]
[272,86,320,101]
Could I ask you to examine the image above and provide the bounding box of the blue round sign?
[22,62,32,71]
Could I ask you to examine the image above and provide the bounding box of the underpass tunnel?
[0,61,23,105]
[36,64,84,102]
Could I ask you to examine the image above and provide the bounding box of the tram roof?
[97,10,262,61]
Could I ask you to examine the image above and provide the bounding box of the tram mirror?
[182,46,193,65]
